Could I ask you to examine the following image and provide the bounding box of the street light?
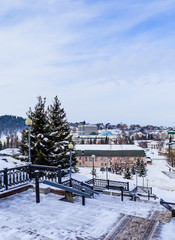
[168,142,175,167]
[68,143,74,186]
[91,154,95,188]
[106,165,108,180]
[135,169,138,187]
[25,118,32,164]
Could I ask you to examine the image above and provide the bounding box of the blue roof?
[101,131,112,136]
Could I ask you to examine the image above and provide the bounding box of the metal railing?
[62,178,93,190]
[0,165,29,191]
[132,186,152,194]
[160,198,175,212]
[62,178,82,187]
[29,165,61,182]
[0,164,62,192]
[85,178,129,191]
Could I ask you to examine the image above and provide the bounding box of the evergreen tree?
[139,160,147,177]
[135,158,141,172]
[6,136,10,148]
[20,96,51,165]
[20,130,28,156]
[124,167,131,179]
[131,165,135,175]
[20,96,77,169]
[30,96,52,165]
[47,96,76,168]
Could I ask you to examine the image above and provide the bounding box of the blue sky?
[0,0,175,126]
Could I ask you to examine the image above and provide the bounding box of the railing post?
[148,190,150,201]
[70,178,72,187]
[35,170,40,204]
[82,189,85,206]
[58,165,62,184]
[4,168,8,190]
[127,182,129,191]
[121,187,123,201]
[107,180,110,190]
[172,209,175,218]
[29,164,32,180]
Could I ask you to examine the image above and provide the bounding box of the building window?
[118,157,120,160]
[101,157,103,160]
[105,157,108,160]
[101,163,104,166]
[89,157,97,161]
[79,157,81,160]
[85,157,87,161]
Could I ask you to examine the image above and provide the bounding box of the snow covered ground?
[0,156,25,170]
[74,160,175,202]
[0,148,175,239]
[0,189,170,240]
[0,148,26,170]
[0,148,20,156]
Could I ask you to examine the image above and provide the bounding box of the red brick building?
[75,144,146,168]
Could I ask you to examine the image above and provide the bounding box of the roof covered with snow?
[75,144,144,151]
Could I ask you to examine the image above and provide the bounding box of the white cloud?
[0,0,175,126]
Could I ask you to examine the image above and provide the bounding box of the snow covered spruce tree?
[124,166,131,179]
[139,160,147,177]
[20,130,29,156]
[20,96,76,169]
[47,96,76,168]
[20,96,52,165]
[135,158,141,173]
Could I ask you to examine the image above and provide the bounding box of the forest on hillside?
[0,115,26,136]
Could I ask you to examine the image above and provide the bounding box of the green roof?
[89,132,98,135]
[75,150,146,157]
[168,132,175,135]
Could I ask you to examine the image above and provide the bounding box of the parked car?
[146,157,152,165]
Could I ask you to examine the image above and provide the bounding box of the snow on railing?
[0,164,62,192]
[85,178,129,191]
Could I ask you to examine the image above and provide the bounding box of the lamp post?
[147,179,149,189]
[91,154,95,188]
[142,176,144,187]
[68,143,74,186]
[106,158,108,180]
[106,166,108,180]
[136,170,138,187]
[25,118,32,164]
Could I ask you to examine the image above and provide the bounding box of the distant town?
[0,115,174,154]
